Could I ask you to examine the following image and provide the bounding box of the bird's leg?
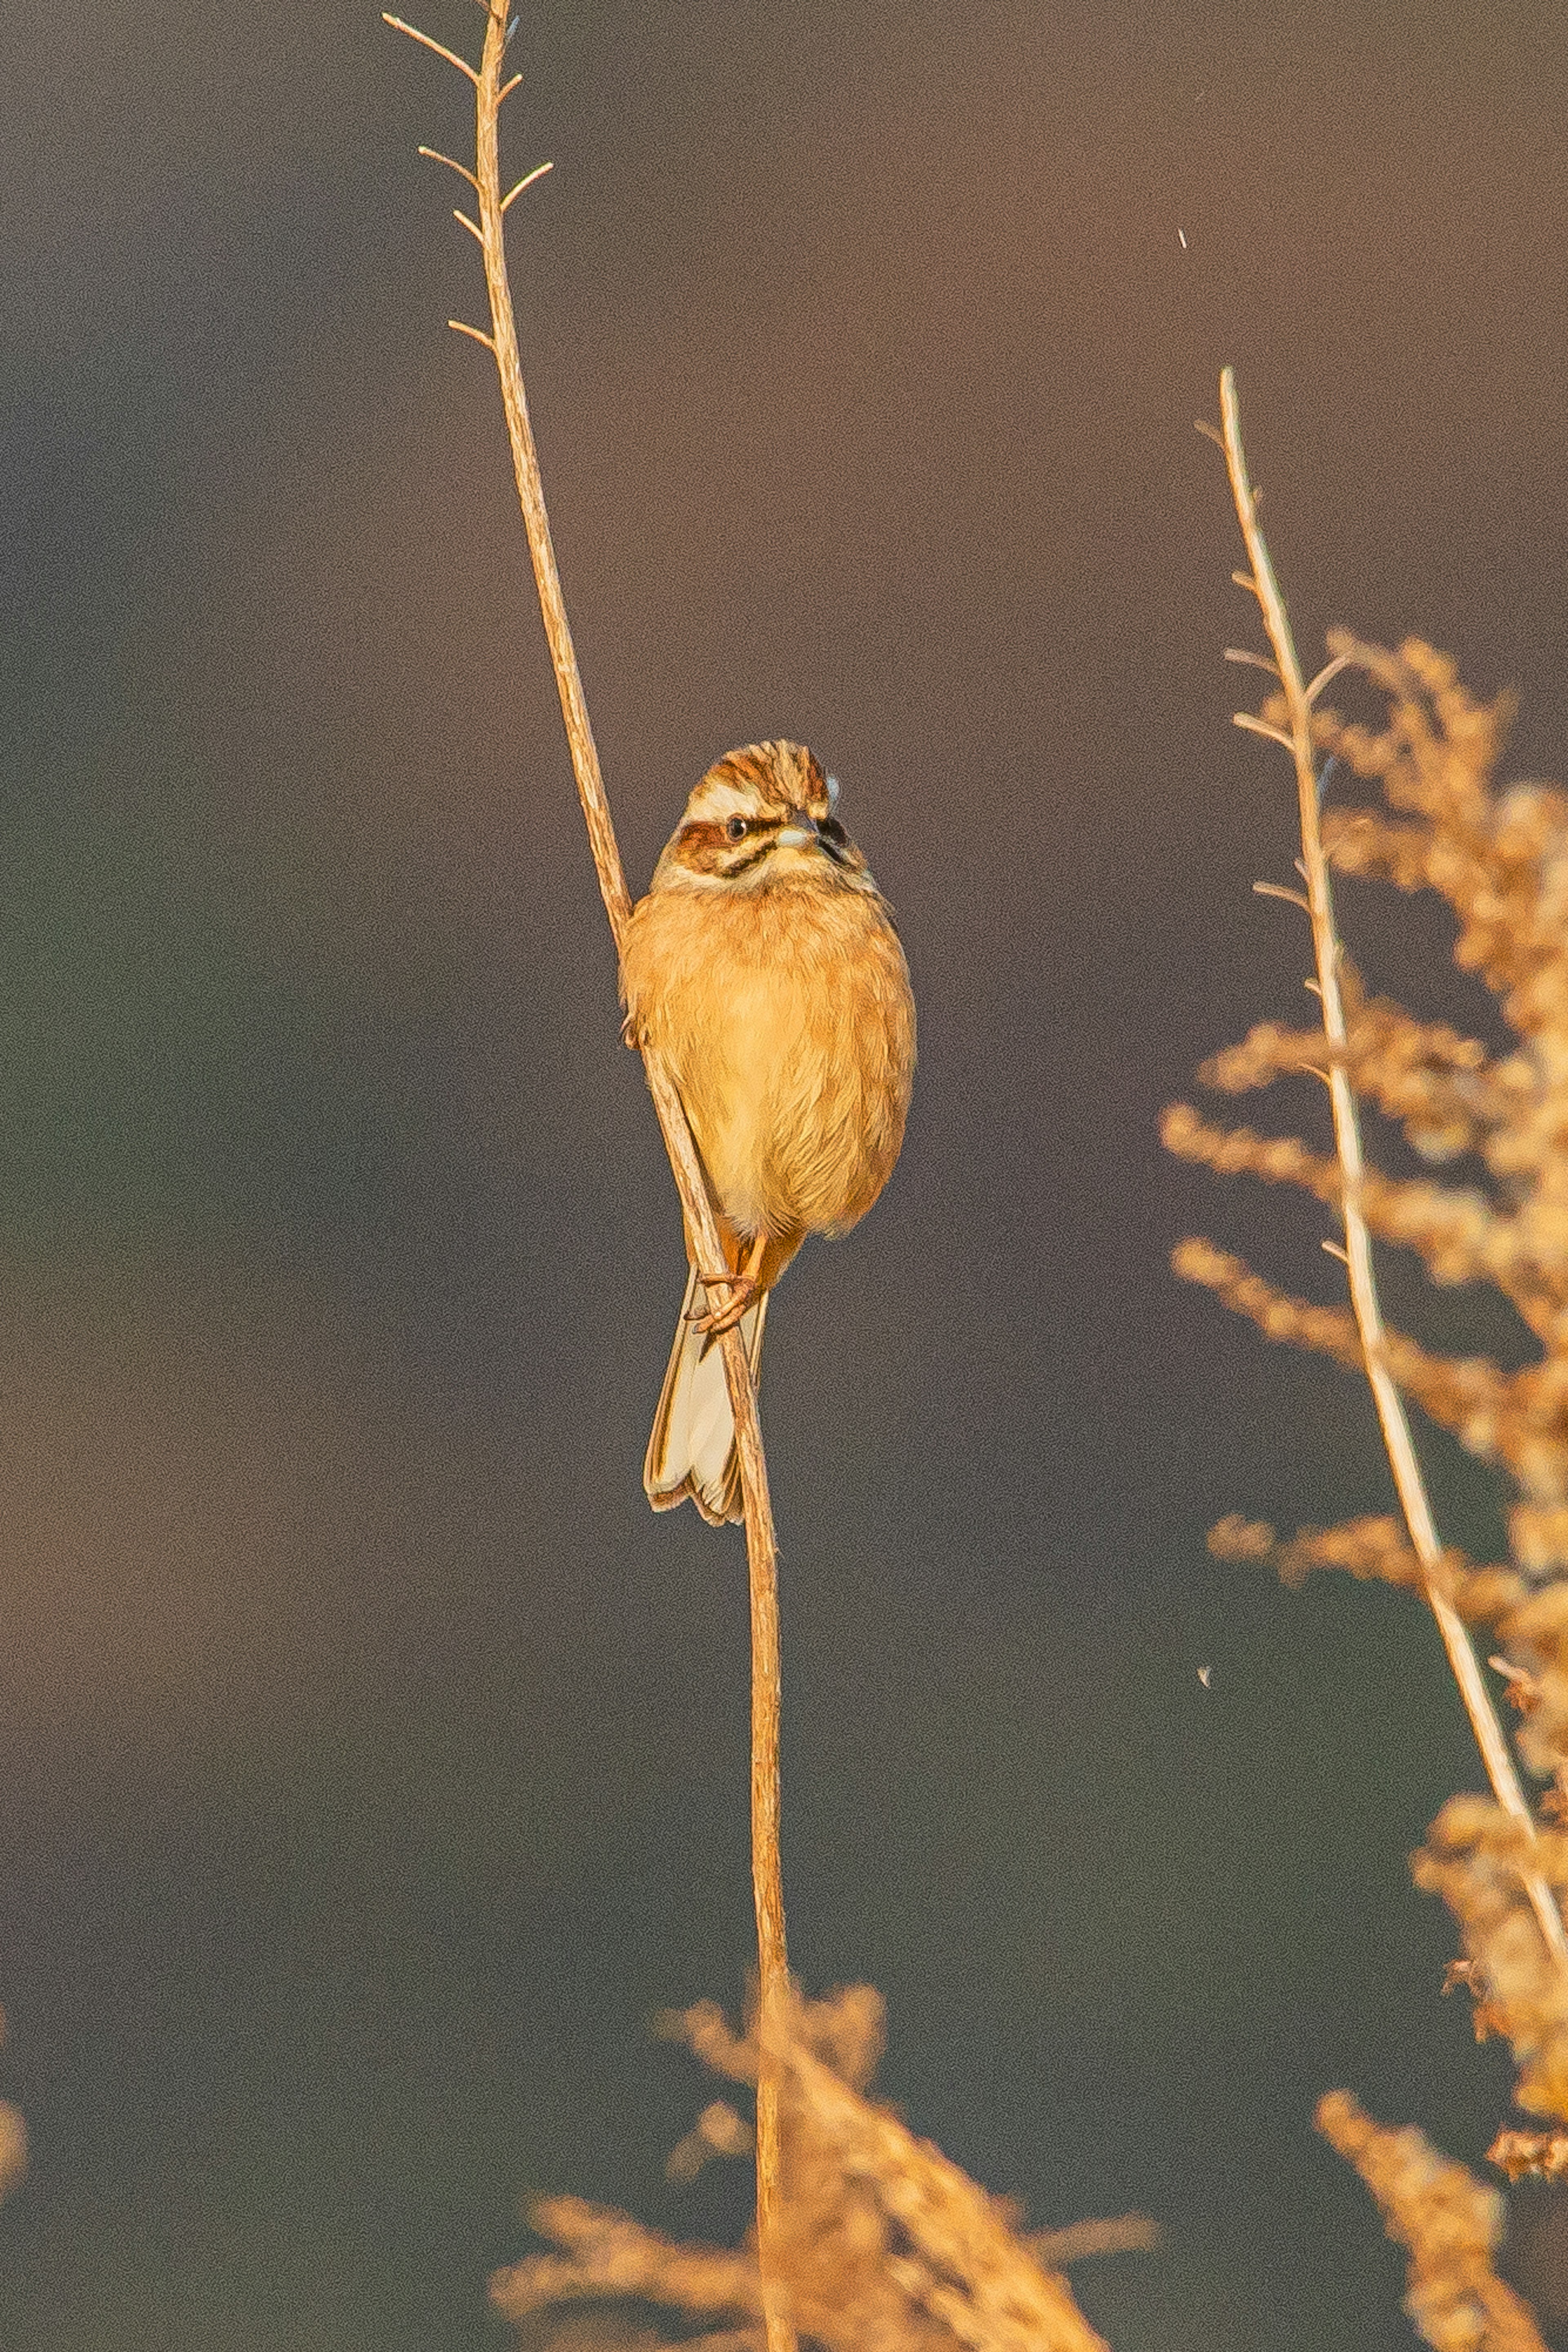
[688,1228,768,1337]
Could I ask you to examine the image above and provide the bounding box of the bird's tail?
[644,1263,768,1526]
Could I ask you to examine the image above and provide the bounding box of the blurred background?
[3,1,1568,2345]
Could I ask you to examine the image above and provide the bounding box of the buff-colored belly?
[622,883,915,1247]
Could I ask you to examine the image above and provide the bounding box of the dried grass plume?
[492,1989,1142,2352]
[1315,2092,1548,2352]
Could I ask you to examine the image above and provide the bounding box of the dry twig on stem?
[384,7,793,2341]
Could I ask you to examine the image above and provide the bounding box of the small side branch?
[382,12,480,85]
[1225,646,1281,678]
[1214,368,1568,1969]
[1234,712,1294,751]
[501,161,554,210]
[418,145,481,191]
[1252,881,1311,912]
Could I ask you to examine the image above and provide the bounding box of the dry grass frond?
[668,2103,755,2186]
[0,2011,23,2207]
[1489,2129,1568,2182]
[1323,804,1442,892]
[669,1985,888,2103]
[1185,372,1568,2084]
[1163,1103,1338,1200]
[1493,1583,1568,1793]
[1209,1511,1524,1622]
[1315,2091,1550,2352]
[492,2196,764,2333]
[1208,1506,1417,1587]
[1513,1506,1568,1577]
[1213,1514,1523,1627]
[1165,1103,1516,1289]
[1316,647,1568,1319]
[493,1990,1118,2352]
[1187,399,1568,1509]
[1204,1511,1277,1562]
[1198,1018,1335,1093]
[0,2100,23,2207]
[1318,640,1568,1032]
[1490,1657,1542,1715]
[1025,2217,1161,2265]
[1423,1557,1531,1630]
[1173,1235,1568,1491]
[1336,999,1501,1165]
[1171,1236,1366,1371]
[780,2037,1109,2352]
[677,1982,888,2097]
[1211,1509,1437,1593]
[1412,1799,1568,2119]
[1200,999,1497,1167]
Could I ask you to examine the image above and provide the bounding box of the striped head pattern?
[652,741,877,897]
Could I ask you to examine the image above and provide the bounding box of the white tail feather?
[644,1264,767,1525]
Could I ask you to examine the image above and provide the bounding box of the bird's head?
[653,740,875,896]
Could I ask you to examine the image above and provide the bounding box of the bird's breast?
[621,882,915,1244]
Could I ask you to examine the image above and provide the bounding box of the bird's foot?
[686,1271,759,1337]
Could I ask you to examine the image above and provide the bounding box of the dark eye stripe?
[678,817,768,857]
[675,809,865,882]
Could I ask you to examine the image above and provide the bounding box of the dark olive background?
[4,2,1568,2346]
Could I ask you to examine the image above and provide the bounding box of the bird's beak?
[775,807,820,848]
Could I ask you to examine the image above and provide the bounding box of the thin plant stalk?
[385,7,795,2340]
[1215,366,1568,1967]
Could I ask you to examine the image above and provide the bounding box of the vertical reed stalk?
[384,7,795,2339]
[1215,367,1568,1966]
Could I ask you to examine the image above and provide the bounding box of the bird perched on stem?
[621,741,916,1524]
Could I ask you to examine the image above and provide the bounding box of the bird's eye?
[725,816,749,842]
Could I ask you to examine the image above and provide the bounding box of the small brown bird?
[620,740,916,1524]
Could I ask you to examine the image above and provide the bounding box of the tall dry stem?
[1206,367,1568,1966]
[384,7,793,2340]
